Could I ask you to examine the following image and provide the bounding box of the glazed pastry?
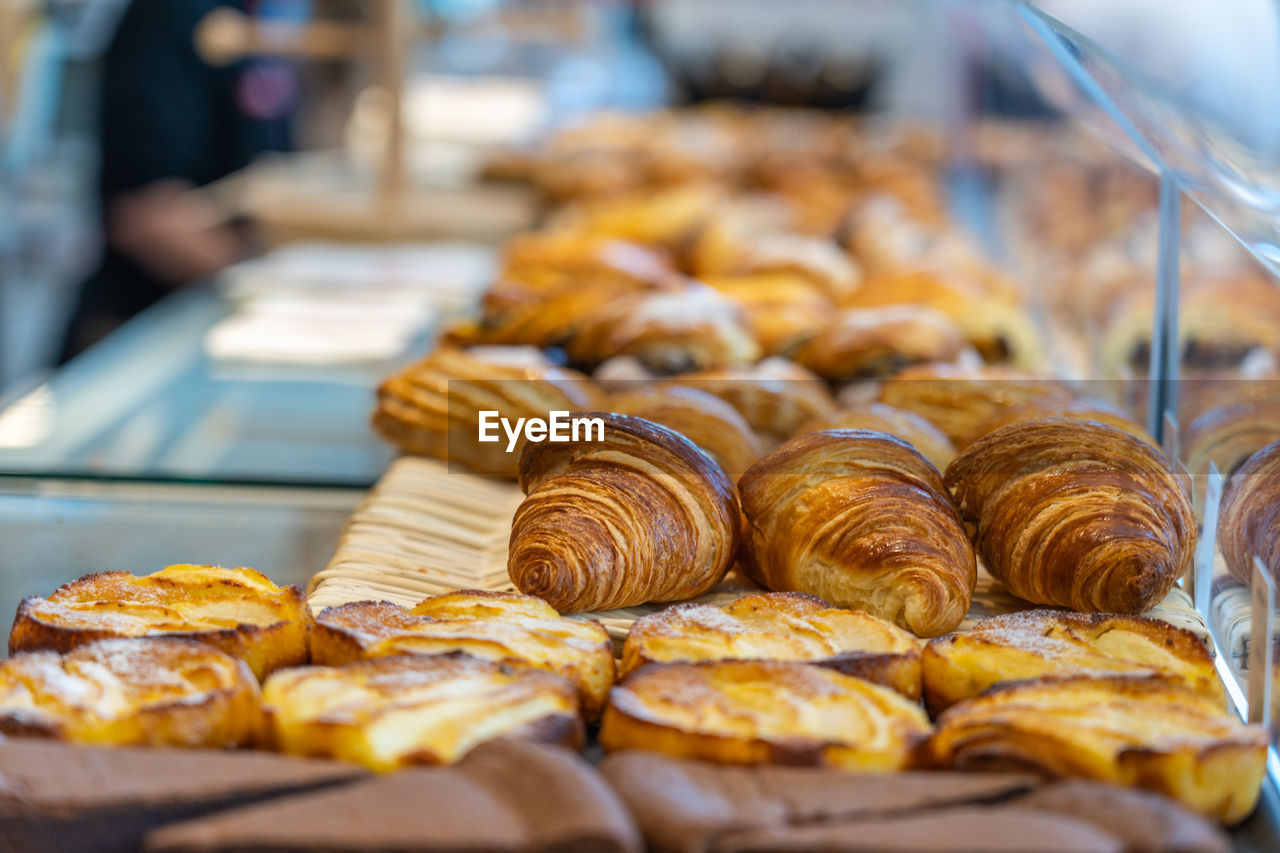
[1217,439,1280,586]
[620,592,923,698]
[9,564,310,680]
[665,358,838,445]
[969,397,1154,448]
[702,271,834,357]
[793,305,972,380]
[607,385,763,481]
[1182,400,1280,479]
[922,610,1224,715]
[878,364,1076,447]
[0,638,261,748]
[508,413,740,612]
[262,655,583,772]
[929,674,1266,825]
[738,430,976,637]
[944,418,1194,614]
[311,591,615,719]
[599,660,930,771]
[796,401,956,471]
[371,347,600,478]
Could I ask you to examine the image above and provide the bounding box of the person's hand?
[106,179,243,286]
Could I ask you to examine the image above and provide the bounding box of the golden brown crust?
[9,565,311,680]
[664,358,838,444]
[607,385,763,481]
[738,430,975,637]
[702,271,834,357]
[944,418,1194,614]
[1183,401,1280,480]
[794,305,971,381]
[371,347,601,478]
[970,398,1154,448]
[312,591,615,719]
[1217,439,1280,586]
[261,654,583,772]
[796,402,955,472]
[509,413,740,612]
[620,592,922,698]
[0,638,262,747]
[929,674,1266,825]
[922,610,1224,716]
[599,660,930,770]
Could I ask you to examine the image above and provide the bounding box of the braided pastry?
[1217,439,1280,586]
[738,430,976,636]
[944,418,1194,613]
[607,385,763,481]
[796,402,955,472]
[372,347,601,478]
[508,413,740,612]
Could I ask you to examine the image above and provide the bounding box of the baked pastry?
[371,346,600,478]
[944,418,1194,613]
[878,364,1075,448]
[738,430,975,637]
[508,413,740,612]
[1182,400,1280,479]
[665,358,838,445]
[796,401,955,471]
[10,564,310,679]
[311,591,615,718]
[691,226,862,305]
[500,232,675,291]
[1217,439,1280,585]
[702,271,834,357]
[599,660,930,770]
[969,397,1154,447]
[607,385,763,481]
[794,305,972,380]
[620,592,923,698]
[922,610,1224,715]
[548,183,723,249]
[146,739,642,853]
[0,638,261,748]
[929,674,1267,824]
[0,740,367,853]
[261,654,583,772]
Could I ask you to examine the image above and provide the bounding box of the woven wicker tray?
[308,456,1209,650]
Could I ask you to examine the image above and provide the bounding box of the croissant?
[738,429,976,637]
[944,418,1194,613]
[796,402,955,472]
[794,305,971,381]
[1217,440,1280,586]
[1183,400,1280,480]
[970,397,1154,448]
[508,412,740,612]
[372,347,601,478]
[606,385,763,481]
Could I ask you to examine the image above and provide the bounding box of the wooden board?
[309,456,1209,650]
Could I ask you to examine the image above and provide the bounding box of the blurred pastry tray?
[308,456,1210,650]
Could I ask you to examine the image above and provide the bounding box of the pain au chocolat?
[620,592,923,699]
[311,590,615,719]
[922,610,1223,715]
[508,413,740,613]
[600,660,930,771]
[944,418,1194,614]
[10,564,309,680]
[738,429,975,637]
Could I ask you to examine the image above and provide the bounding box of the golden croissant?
[1217,439,1280,586]
[508,412,740,612]
[944,417,1194,613]
[738,429,976,637]
[606,385,763,481]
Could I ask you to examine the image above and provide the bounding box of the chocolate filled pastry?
[1217,439,1280,586]
[0,638,262,748]
[371,346,600,478]
[738,430,975,637]
[1183,400,1280,480]
[969,397,1154,448]
[796,401,956,471]
[794,305,971,381]
[664,358,838,446]
[944,418,1194,614]
[922,610,1224,715]
[312,591,615,719]
[929,674,1267,825]
[261,654,583,772]
[508,413,740,613]
[607,385,763,481]
[10,564,310,680]
[620,592,923,698]
[599,660,930,771]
